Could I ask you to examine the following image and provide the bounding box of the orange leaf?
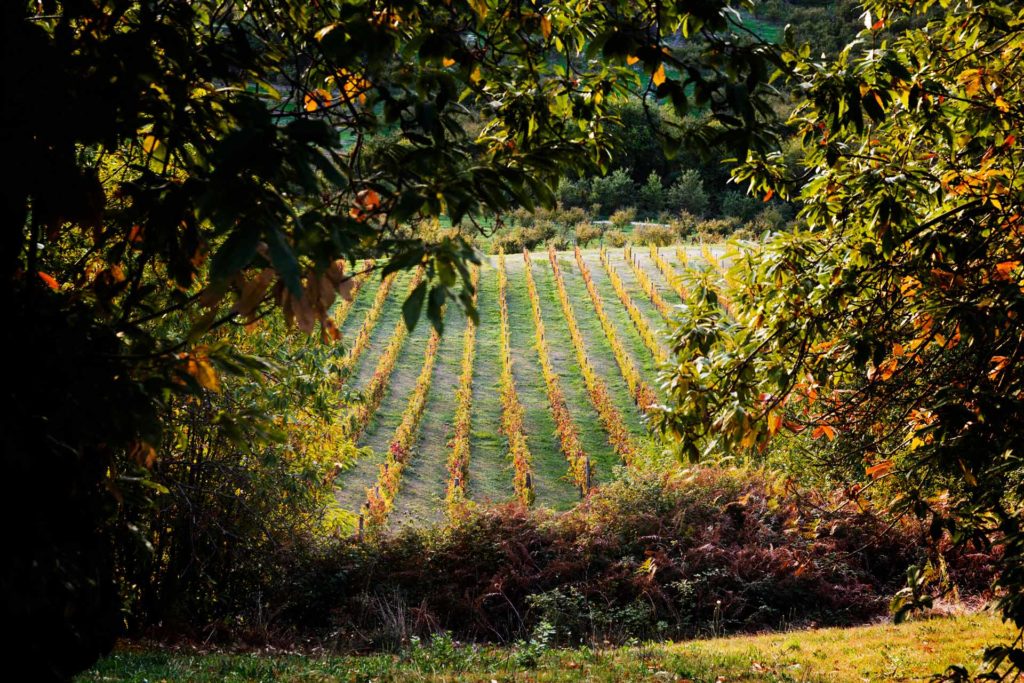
[626,55,639,65]
[236,268,275,318]
[130,440,158,468]
[996,261,1020,280]
[442,57,456,67]
[763,188,774,203]
[357,188,381,210]
[37,271,59,291]
[812,424,837,441]
[539,15,551,39]
[652,64,666,86]
[865,460,894,479]
[871,18,884,30]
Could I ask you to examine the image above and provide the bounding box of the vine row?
[574,247,657,411]
[445,266,480,508]
[332,258,375,331]
[522,250,589,493]
[364,305,445,529]
[338,268,399,379]
[344,267,425,442]
[700,244,737,317]
[547,247,636,464]
[649,247,690,302]
[498,253,535,504]
[599,246,668,364]
[623,245,673,318]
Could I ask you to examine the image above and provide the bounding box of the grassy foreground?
[78,613,1012,682]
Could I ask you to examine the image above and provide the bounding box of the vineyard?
[332,244,726,530]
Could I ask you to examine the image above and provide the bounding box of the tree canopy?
[3,0,782,679]
[653,0,1024,674]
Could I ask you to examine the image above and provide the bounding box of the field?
[77,612,1012,682]
[330,244,727,530]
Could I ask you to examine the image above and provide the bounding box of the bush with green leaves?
[637,172,666,218]
[718,190,760,222]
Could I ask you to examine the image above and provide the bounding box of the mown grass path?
[467,260,515,504]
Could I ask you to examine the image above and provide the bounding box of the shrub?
[574,222,602,247]
[633,224,677,247]
[556,177,590,209]
[554,205,589,226]
[494,223,556,253]
[669,211,699,240]
[605,229,630,247]
[695,217,741,240]
[282,468,997,649]
[609,207,636,230]
[548,234,571,250]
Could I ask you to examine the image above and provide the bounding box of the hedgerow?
[283,467,998,649]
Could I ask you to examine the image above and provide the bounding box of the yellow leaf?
[186,353,220,392]
[652,64,666,87]
[470,65,483,84]
[468,0,488,19]
[540,15,551,39]
[314,23,338,42]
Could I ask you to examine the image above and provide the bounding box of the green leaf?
[402,280,427,332]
